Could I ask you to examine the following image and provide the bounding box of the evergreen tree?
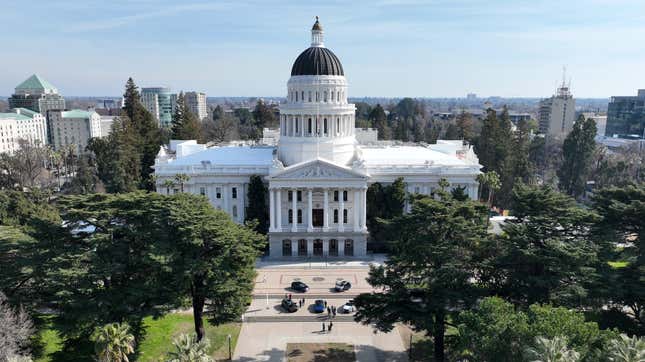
[354,191,489,361]
[211,105,224,121]
[369,104,391,140]
[444,123,460,140]
[172,92,202,141]
[245,175,268,234]
[558,115,597,198]
[456,110,474,141]
[384,177,406,218]
[486,184,598,307]
[252,99,277,129]
[499,118,533,207]
[476,109,500,172]
[122,78,162,190]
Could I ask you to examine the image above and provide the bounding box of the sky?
[1,0,644,98]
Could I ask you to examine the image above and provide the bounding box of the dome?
[291,47,344,76]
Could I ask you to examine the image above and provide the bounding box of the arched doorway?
[313,239,323,256]
[282,239,291,257]
[298,239,307,256]
[329,239,338,256]
[344,239,354,256]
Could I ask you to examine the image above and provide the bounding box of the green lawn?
[608,261,629,268]
[33,313,241,362]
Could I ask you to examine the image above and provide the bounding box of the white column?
[323,239,329,256]
[307,188,313,232]
[338,189,344,232]
[223,184,229,214]
[323,189,329,231]
[269,188,275,231]
[291,188,298,232]
[238,184,244,222]
[361,187,367,231]
[338,239,345,256]
[276,188,282,232]
[307,238,313,257]
[353,189,360,232]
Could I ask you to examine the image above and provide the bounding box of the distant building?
[606,89,645,137]
[8,74,66,118]
[0,108,47,154]
[49,109,102,153]
[466,93,477,100]
[538,80,576,137]
[94,98,122,110]
[582,112,607,137]
[100,116,116,138]
[184,91,207,121]
[141,87,175,127]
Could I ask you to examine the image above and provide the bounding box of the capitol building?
[154,19,482,259]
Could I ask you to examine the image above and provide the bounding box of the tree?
[592,184,645,331]
[163,194,263,340]
[0,140,50,190]
[444,123,460,140]
[63,154,98,194]
[383,177,406,218]
[92,322,135,362]
[607,334,645,362]
[211,105,224,121]
[174,174,190,192]
[245,175,268,234]
[353,191,489,361]
[369,104,391,140]
[252,99,277,129]
[455,110,474,141]
[0,292,34,362]
[499,118,533,207]
[162,179,176,194]
[165,334,213,362]
[201,115,237,144]
[487,184,598,307]
[122,78,162,190]
[172,92,202,141]
[476,171,500,207]
[524,336,581,362]
[558,115,596,198]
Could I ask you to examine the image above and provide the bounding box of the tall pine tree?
[558,115,597,198]
[245,175,268,234]
[171,92,202,141]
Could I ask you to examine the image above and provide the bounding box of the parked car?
[313,299,326,313]
[334,280,352,292]
[291,281,309,292]
[341,300,356,313]
[281,298,298,313]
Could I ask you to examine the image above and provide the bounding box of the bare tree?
[0,293,34,361]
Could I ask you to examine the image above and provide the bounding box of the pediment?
[269,158,367,180]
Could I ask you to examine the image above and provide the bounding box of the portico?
[267,158,369,258]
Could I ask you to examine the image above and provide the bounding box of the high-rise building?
[606,89,645,137]
[538,77,576,138]
[184,91,207,121]
[8,74,66,117]
[0,108,47,154]
[141,87,175,127]
[48,109,102,153]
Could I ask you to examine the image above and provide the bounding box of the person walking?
[324,300,327,308]
[332,307,336,318]
[327,306,331,316]
[322,322,326,332]
[328,321,333,332]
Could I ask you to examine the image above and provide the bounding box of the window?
[297,209,302,224]
[334,190,339,201]
[295,92,298,102]
[414,186,420,194]
[282,240,292,256]
[323,118,328,134]
[343,190,348,201]
[308,118,312,134]
[343,209,348,223]
[216,187,221,198]
[308,91,312,102]
[288,191,293,202]
[324,91,328,102]
[199,187,206,196]
[316,92,319,102]
[333,209,339,223]
[297,190,302,201]
[336,118,340,134]
[232,205,238,218]
[288,209,293,224]
[331,91,334,101]
[295,117,299,133]
[301,91,304,101]
[232,187,237,199]
[337,91,340,102]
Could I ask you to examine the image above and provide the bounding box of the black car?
[291,281,309,292]
[335,280,352,292]
[281,298,298,313]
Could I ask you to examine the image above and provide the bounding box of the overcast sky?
[1,0,644,98]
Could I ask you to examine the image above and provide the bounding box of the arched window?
[295,92,298,102]
[331,91,334,102]
[337,91,340,102]
[301,91,305,102]
[295,117,299,133]
[336,118,340,135]
[308,118,312,134]
[323,118,328,135]
[344,239,354,256]
[283,239,292,256]
[316,92,319,102]
[308,91,312,102]
[324,91,328,102]
[232,205,238,218]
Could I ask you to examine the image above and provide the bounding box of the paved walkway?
[253,268,375,296]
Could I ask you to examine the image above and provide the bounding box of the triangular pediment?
[269,158,367,180]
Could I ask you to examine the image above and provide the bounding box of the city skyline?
[2,0,644,98]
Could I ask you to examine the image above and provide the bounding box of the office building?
[49,109,102,153]
[184,91,207,121]
[8,74,66,117]
[141,87,175,126]
[538,79,576,137]
[606,89,645,137]
[0,108,47,154]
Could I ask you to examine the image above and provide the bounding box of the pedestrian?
[302,298,305,305]
[285,293,288,300]
[289,293,292,300]
[329,321,333,331]
[322,322,326,332]
[327,306,331,315]
[333,307,336,318]
[298,300,302,307]
[324,300,327,308]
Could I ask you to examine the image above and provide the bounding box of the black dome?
[291,47,344,76]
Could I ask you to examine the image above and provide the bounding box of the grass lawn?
[33,313,241,362]
[286,343,355,362]
[608,260,629,268]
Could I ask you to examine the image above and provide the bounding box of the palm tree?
[608,334,645,362]
[524,336,580,362]
[476,171,501,208]
[163,179,176,194]
[174,173,190,192]
[93,322,135,362]
[165,334,213,362]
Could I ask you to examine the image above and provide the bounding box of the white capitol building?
[154,18,482,259]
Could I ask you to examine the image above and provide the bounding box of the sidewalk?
[255,254,388,269]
